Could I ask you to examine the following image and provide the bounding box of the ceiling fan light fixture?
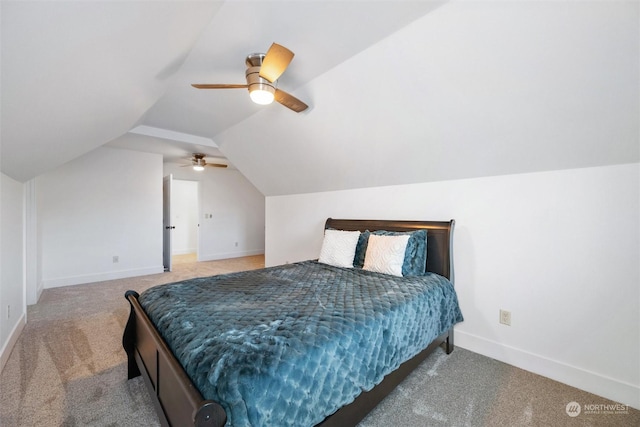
[193,156,206,171]
[249,85,275,105]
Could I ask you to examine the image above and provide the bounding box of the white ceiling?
[1,0,444,182]
[2,1,637,195]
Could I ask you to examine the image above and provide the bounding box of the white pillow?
[363,234,410,277]
[318,229,361,268]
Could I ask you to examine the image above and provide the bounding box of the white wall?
[164,164,265,261]
[36,146,164,288]
[0,172,25,373]
[265,163,640,409]
[171,179,199,255]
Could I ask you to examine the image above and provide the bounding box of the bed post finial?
[194,401,227,427]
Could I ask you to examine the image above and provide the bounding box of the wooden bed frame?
[123,218,456,427]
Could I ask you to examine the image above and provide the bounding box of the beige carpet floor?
[0,255,265,426]
[0,255,637,426]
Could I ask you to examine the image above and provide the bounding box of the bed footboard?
[123,291,227,427]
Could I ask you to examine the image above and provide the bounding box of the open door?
[163,174,174,272]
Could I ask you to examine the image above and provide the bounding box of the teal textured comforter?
[139,260,463,426]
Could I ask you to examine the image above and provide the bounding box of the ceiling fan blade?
[206,163,228,168]
[259,43,294,83]
[191,84,248,89]
[274,89,308,113]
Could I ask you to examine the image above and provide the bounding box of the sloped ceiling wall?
[1,0,445,184]
[2,1,637,194]
[1,1,222,182]
[217,1,639,196]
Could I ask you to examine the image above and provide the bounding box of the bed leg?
[445,328,454,354]
[123,290,141,379]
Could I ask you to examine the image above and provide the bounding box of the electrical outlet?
[113,255,119,263]
[235,242,238,247]
[7,305,10,320]
[500,309,511,326]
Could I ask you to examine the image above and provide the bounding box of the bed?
[123,218,463,427]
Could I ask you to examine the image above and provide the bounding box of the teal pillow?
[353,230,370,268]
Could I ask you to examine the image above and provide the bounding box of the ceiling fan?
[192,43,308,113]
[181,153,227,171]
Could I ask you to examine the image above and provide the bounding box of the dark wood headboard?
[324,218,455,283]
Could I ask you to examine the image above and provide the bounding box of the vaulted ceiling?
[2,1,638,195]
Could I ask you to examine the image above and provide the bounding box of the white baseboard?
[0,312,26,375]
[455,330,640,410]
[42,266,165,289]
[36,283,44,304]
[27,283,44,306]
[198,249,264,261]
[198,249,264,262]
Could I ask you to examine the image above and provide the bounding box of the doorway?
[171,179,199,265]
